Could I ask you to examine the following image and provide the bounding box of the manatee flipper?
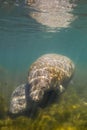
[58,85,65,94]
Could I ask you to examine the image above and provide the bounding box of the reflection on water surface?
[26,0,77,29]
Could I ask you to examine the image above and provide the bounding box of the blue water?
[0,1,87,101]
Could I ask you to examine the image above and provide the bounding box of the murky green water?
[0,0,87,130]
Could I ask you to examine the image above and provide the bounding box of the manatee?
[28,54,75,102]
[9,53,75,115]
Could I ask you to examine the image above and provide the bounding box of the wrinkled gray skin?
[26,0,77,28]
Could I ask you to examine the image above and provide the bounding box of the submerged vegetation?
[0,95,7,119]
[0,85,87,130]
